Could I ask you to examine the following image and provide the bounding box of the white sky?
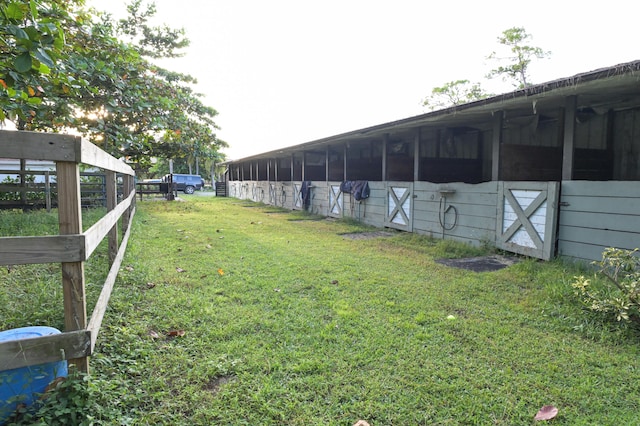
[89,0,639,160]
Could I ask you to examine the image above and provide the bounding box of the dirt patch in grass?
[341,231,396,240]
[435,255,520,272]
[204,375,236,395]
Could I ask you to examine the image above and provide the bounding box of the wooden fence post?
[106,171,118,265]
[122,174,133,233]
[57,161,89,373]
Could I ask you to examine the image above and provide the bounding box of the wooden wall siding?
[268,182,276,204]
[326,149,343,181]
[418,128,489,183]
[413,182,499,246]
[575,112,608,149]
[308,183,329,216]
[386,155,414,181]
[557,181,640,263]
[254,182,269,203]
[305,165,325,181]
[612,108,640,180]
[418,158,483,183]
[573,149,613,180]
[502,115,560,148]
[496,182,559,260]
[384,182,413,232]
[356,182,386,227]
[257,161,268,180]
[500,145,562,181]
[228,181,238,198]
[277,158,292,182]
[281,182,293,209]
[292,155,303,181]
[345,158,383,180]
[346,141,383,181]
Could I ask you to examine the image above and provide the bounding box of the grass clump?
[2,198,640,425]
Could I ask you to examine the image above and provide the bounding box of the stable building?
[223,60,640,263]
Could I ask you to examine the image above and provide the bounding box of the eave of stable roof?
[226,60,640,164]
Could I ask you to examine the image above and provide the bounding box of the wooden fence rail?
[0,130,136,373]
[0,169,112,210]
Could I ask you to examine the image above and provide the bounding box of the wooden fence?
[0,130,136,373]
[0,169,114,210]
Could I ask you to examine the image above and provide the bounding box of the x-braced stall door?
[385,183,413,232]
[293,182,303,210]
[497,181,559,260]
[329,183,343,218]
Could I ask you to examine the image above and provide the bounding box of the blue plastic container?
[0,326,68,424]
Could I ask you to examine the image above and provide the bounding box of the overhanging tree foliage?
[0,0,87,128]
[0,0,226,174]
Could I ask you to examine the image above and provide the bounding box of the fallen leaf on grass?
[176,267,186,273]
[149,330,160,339]
[167,330,185,337]
[534,405,558,421]
[217,268,225,276]
[206,244,212,249]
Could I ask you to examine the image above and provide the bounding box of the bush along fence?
[0,130,136,375]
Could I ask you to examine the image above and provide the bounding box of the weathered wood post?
[56,161,89,373]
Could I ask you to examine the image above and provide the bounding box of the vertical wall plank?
[413,130,420,182]
[562,95,577,180]
[343,145,347,181]
[382,134,388,181]
[325,147,329,183]
[57,161,89,373]
[491,112,503,180]
[122,175,133,234]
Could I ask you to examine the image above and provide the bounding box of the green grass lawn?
[2,197,639,425]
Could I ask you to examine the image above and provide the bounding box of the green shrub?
[572,248,640,324]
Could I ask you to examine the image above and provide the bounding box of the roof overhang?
[225,60,640,164]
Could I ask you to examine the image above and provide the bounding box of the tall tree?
[1,0,226,172]
[422,80,490,111]
[486,27,550,89]
[0,0,87,128]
